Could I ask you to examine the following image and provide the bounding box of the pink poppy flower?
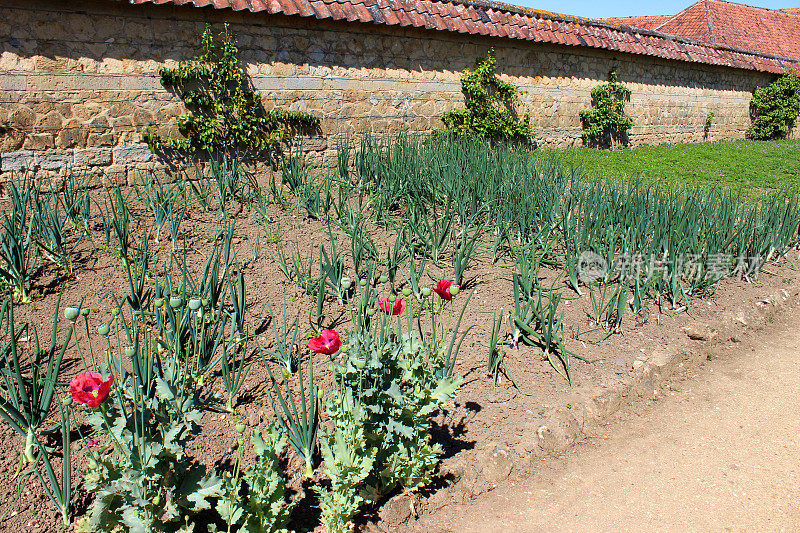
[378,297,406,315]
[308,329,342,355]
[70,372,113,408]
[433,280,455,301]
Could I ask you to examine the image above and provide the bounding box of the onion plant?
[31,189,75,274]
[134,172,185,243]
[266,354,318,479]
[0,212,36,303]
[31,399,72,527]
[106,186,132,264]
[219,328,251,412]
[280,143,309,193]
[0,297,72,464]
[260,301,300,374]
[59,172,91,232]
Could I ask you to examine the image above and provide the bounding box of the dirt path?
[418,309,800,532]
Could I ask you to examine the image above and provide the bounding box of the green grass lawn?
[553,139,800,193]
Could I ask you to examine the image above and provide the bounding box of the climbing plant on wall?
[441,49,533,144]
[141,24,319,159]
[580,69,633,149]
[746,72,800,140]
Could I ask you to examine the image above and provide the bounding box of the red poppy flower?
[70,372,113,408]
[308,329,341,355]
[434,280,455,301]
[379,297,407,315]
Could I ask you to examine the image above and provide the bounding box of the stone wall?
[0,0,780,183]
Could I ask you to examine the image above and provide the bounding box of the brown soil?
[414,286,800,532]
[0,182,798,532]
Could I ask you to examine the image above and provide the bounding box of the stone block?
[36,151,71,171]
[87,132,114,147]
[1,150,34,172]
[56,121,88,149]
[299,136,327,151]
[101,165,127,187]
[1,129,25,152]
[0,74,26,91]
[112,144,152,165]
[22,133,54,151]
[74,148,112,168]
[9,106,35,129]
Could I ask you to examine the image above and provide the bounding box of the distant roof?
[599,14,673,30]
[604,1,800,61]
[122,0,800,73]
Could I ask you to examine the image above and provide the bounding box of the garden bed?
[0,135,798,532]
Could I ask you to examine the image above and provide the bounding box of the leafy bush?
[441,49,533,144]
[82,360,222,532]
[746,73,800,140]
[315,281,468,531]
[142,25,319,160]
[217,424,297,532]
[580,69,633,149]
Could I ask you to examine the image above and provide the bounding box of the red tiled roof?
[608,1,800,61]
[122,0,800,73]
[601,14,673,30]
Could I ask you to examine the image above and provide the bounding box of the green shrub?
[746,73,800,140]
[142,25,319,160]
[580,69,633,149]
[441,49,533,144]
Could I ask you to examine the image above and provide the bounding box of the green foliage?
[746,73,800,140]
[316,405,376,533]
[580,69,633,148]
[704,112,715,139]
[559,139,800,193]
[217,424,297,532]
[352,133,800,359]
[141,25,319,158]
[322,327,461,517]
[84,363,222,532]
[441,49,533,143]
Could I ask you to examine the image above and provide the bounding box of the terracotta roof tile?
[278,0,299,16]
[608,0,800,61]
[324,0,345,19]
[292,0,315,16]
[129,0,800,73]
[340,2,358,21]
[310,0,332,18]
[380,5,399,23]
[353,2,373,21]
[473,18,489,35]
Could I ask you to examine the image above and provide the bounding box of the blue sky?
[512,0,798,19]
